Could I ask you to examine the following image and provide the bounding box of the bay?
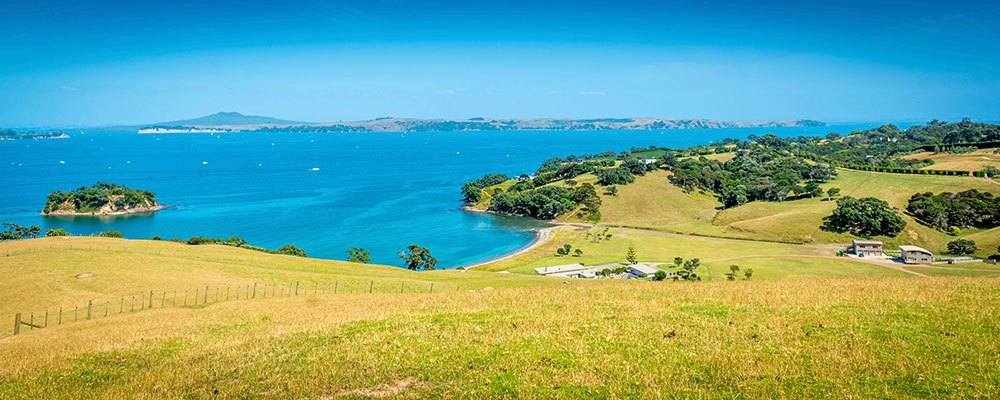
[0,124,882,267]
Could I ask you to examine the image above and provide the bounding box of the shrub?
[946,239,977,255]
[822,196,906,237]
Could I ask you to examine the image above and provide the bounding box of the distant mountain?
[153,112,304,127]
[135,115,827,134]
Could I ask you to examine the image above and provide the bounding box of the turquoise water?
[0,125,877,267]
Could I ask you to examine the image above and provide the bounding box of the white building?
[534,264,588,276]
[627,263,662,277]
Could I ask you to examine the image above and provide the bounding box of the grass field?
[2,272,998,398]
[0,237,567,321]
[904,149,1000,172]
[594,168,1000,256]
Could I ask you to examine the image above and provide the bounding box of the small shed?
[900,245,934,264]
[851,240,883,257]
[534,264,587,276]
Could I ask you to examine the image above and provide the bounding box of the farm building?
[534,264,588,276]
[900,245,934,264]
[627,263,661,277]
[851,240,883,257]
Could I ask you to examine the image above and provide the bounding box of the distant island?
[133,112,825,133]
[43,182,165,216]
[1,128,69,140]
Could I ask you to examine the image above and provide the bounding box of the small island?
[42,182,165,216]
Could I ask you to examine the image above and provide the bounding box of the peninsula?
[131,112,825,133]
[42,182,165,216]
[1,128,69,140]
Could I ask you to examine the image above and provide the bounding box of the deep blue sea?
[0,125,881,267]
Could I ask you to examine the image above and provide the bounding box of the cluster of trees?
[44,182,157,213]
[667,146,836,208]
[946,239,977,255]
[555,243,583,257]
[460,174,509,203]
[672,257,702,280]
[489,183,602,220]
[1,223,41,241]
[725,265,754,281]
[185,236,307,257]
[822,196,906,237]
[906,190,1000,231]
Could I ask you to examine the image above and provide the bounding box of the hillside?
[1,238,998,398]
[152,112,304,127]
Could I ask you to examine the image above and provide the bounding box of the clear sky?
[1,0,998,127]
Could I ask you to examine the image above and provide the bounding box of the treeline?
[183,236,307,257]
[44,182,157,213]
[1,129,67,139]
[907,190,1000,231]
[666,146,836,208]
[490,184,601,220]
[461,174,509,203]
[250,125,370,133]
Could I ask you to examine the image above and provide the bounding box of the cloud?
[580,91,606,96]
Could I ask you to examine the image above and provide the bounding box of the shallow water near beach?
[0,125,877,267]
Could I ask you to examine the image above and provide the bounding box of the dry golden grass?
[904,149,1000,172]
[1,278,998,398]
[0,237,563,321]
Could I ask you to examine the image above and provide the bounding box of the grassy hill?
[1,238,998,398]
[581,168,1000,257]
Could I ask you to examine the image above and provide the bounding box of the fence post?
[120,298,124,313]
[236,285,240,300]
[400,281,404,294]
[30,313,34,330]
[150,291,154,308]
[45,310,48,327]
[184,290,188,306]
[369,281,373,294]
[141,293,145,309]
[430,283,434,293]
[253,283,257,298]
[226,287,230,301]
[74,306,78,321]
[205,286,209,304]
[335,281,339,294]
[131,295,135,311]
[106,300,110,317]
[87,300,92,319]
[295,281,300,296]
[13,313,20,335]
[59,308,62,324]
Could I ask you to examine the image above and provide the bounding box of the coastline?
[460,224,558,270]
[42,204,169,217]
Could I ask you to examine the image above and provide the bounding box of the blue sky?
[1,0,998,127]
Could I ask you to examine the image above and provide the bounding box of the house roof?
[852,240,883,246]
[899,245,932,255]
[628,263,661,274]
[534,264,587,275]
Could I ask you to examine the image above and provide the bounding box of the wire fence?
[9,279,457,337]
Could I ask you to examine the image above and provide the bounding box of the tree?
[346,247,371,263]
[45,228,72,237]
[626,244,637,264]
[680,258,701,280]
[673,257,683,268]
[565,179,578,188]
[606,186,619,196]
[743,268,754,280]
[596,167,636,186]
[573,248,583,257]
[274,244,307,257]
[946,239,977,255]
[95,231,124,238]
[399,244,437,271]
[1,223,41,241]
[822,196,906,237]
[826,187,841,200]
[653,270,668,281]
[726,265,741,281]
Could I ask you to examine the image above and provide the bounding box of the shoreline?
[42,204,169,217]
[460,225,558,270]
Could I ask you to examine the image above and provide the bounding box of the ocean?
[0,125,880,267]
